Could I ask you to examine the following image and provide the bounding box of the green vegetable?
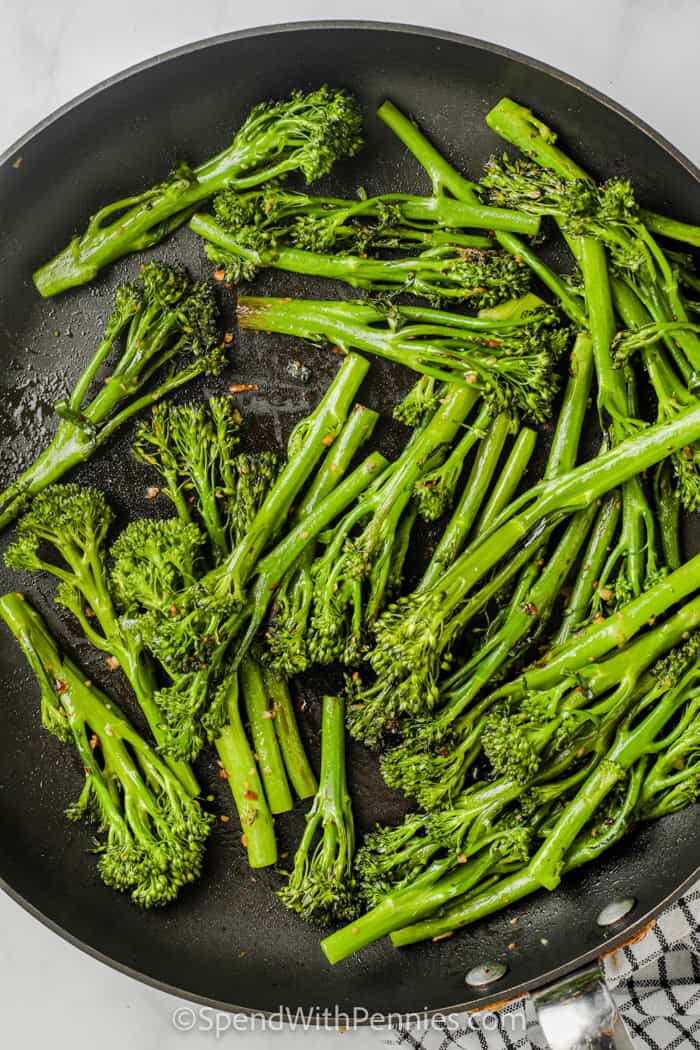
[239,655,293,815]
[0,263,221,533]
[5,483,198,795]
[214,675,277,869]
[202,185,540,251]
[132,397,280,563]
[278,695,356,924]
[323,601,700,960]
[304,384,480,668]
[483,98,700,384]
[265,402,379,676]
[353,403,700,741]
[0,593,213,905]
[34,87,363,296]
[529,632,700,889]
[238,296,567,424]
[110,517,206,618]
[192,209,532,308]
[388,761,644,947]
[376,99,588,329]
[134,357,382,761]
[261,667,317,801]
[612,277,700,511]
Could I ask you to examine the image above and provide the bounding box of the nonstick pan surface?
[0,20,699,1018]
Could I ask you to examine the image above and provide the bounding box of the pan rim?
[1,19,698,180]
[1,17,699,1021]
[2,854,700,1019]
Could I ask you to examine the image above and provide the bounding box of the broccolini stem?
[543,334,595,480]
[476,426,537,534]
[415,399,493,521]
[300,403,379,512]
[92,354,225,447]
[580,238,626,422]
[655,461,682,571]
[239,656,292,815]
[261,668,317,800]
[440,505,598,732]
[640,286,698,380]
[377,100,483,201]
[554,493,620,644]
[569,591,700,702]
[318,694,350,815]
[389,866,535,947]
[325,191,529,233]
[387,503,418,595]
[573,265,656,602]
[0,426,89,532]
[114,647,200,797]
[508,557,700,701]
[366,385,480,621]
[397,301,548,331]
[398,196,539,234]
[321,851,494,964]
[486,99,589,179]
[419,413,510,591]
[68,312,136,412]
[640,209,700,248]
[252,454,389,592]
[495,231,588,327]
[214,675,278,868]
[34,203,191,296]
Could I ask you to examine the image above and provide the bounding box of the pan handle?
[531,964,635,1050]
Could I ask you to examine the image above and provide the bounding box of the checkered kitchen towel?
[389,882,700,1049]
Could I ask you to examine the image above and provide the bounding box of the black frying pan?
[0,21,699,1019]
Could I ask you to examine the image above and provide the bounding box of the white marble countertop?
[2,2,699,1047]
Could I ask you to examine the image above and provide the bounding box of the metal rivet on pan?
[465,961,508,987]
[596,898,636,927]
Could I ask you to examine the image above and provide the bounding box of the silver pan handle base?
[532,964,635,1050]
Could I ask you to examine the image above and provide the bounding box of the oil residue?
[0,359,68,484]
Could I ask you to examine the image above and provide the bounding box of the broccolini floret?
[110,518,206,616]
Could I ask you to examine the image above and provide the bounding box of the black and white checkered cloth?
[389,882,700,1050]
